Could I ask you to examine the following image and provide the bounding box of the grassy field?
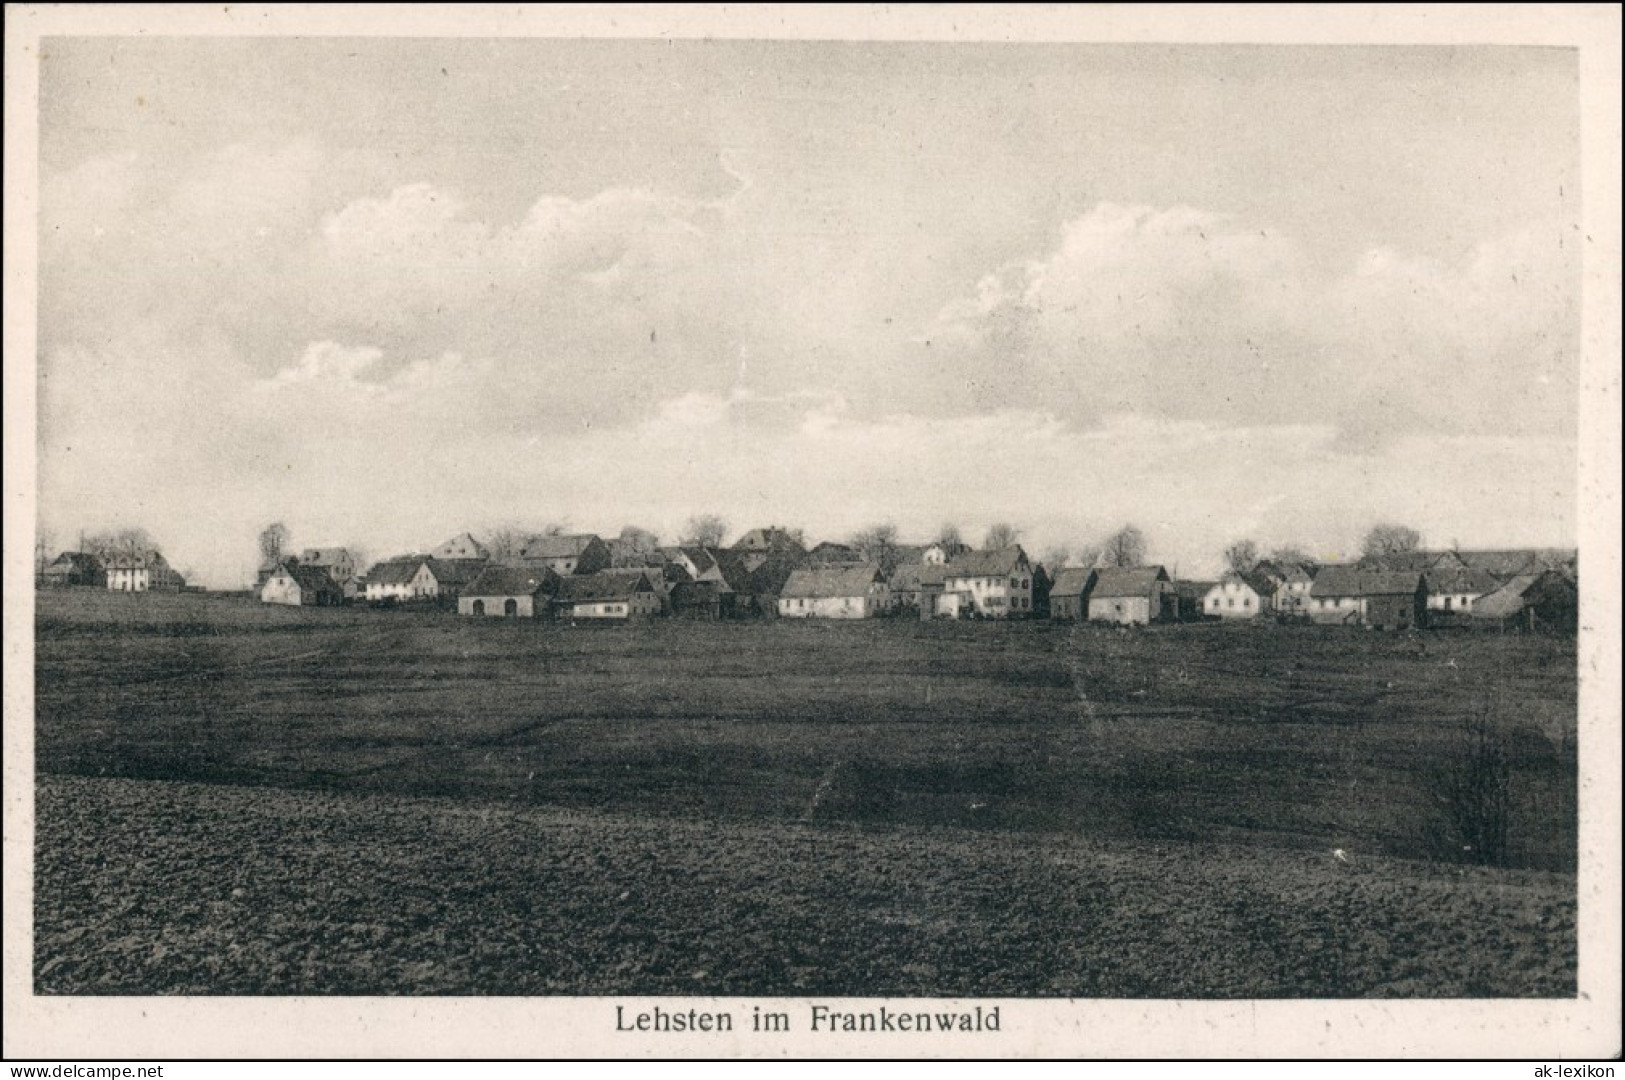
[32,589,1578,995]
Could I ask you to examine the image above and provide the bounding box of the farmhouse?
[519,534,611,576]
[1048,567,1096,621]
[299,547,362,598]
[363,559,425,602]
[1253,560,1317,615]
[778,564,890,619]
[260,561,342,606]
[432,533,489,561]
[1173,579,1215,621]
[732,526,806,572]
[1471,570,1578,633]
[41,551,104,588]
[1308,568,1426,629]
[1203,570,1276,619]
[937,546,1034,619]
[660,546,731,586]
[1086,566,1174,625]
[458,566,559,618]
[1424,566,1502,614]
[668,579,733,619]
[553,569,663,619]
[105,550,184,592]
[888,562,946,616]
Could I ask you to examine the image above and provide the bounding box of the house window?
[1011,578,1019,589]
[1227,598,1234,608]
[1243,597,1250,608]
[1443,597,1452,609]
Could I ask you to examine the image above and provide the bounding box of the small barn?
[1048,567,1095,621]
[1086,566,1174,625]
[260,561,342,606]
[41,551,104,588]
[363,558,426,603]
[888,562,946,617]
[1309,567,1425,629]
[778,564,889,619]
[1424,566,1502,615]
[1471,570,1577,633]
[552,569,662,619]
[458,566,558,618]
[519,534,611,576]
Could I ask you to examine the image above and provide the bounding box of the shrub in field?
[1428,709,1514,867]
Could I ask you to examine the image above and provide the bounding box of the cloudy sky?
[36,38,1580,586]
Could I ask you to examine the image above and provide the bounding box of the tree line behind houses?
[38,517,1578,633]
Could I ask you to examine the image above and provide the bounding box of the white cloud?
[927,202,1577,439]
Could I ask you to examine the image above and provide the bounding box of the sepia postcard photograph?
[4,3,1620,1062]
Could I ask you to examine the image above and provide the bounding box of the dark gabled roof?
[1471,570,1576,618]
[889,562,948,591]
[519,534,604,560]
[1220,569,1279,597]
[432,533,489,558]
[732,527,805,554]
[660,546,723,578]
[464,566,557,597]
[780,564,886,599]
[1424,566,1503,595]
[1452,549,1566,578]
[1357,550,1449,572]
[269,561,338,595]
[364,558,427,586]
[103,550,169,571]
[425,558,489,587]
[1253,559,1316,583]
[943,545,1029,578]
[1049,567,1096,598]
[1087,566,1171,599]
[553,569,656,603]
[806,541,860,563]
[46,551,103,574]
[1176,579,1219,600]
[1311,566,1424,597]
[300,547,353,566]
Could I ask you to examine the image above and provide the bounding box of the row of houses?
[39,530,1578,633]
[1191,551,1578,632]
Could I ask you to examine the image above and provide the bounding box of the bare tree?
[849,522,904,571]
[983,522,1021,550]
[1224,539,1260,574]
[936,523,963,549]
[1362,523,1423,559]
[85,527,157,560]
[785,526,807,547]
[1268,543,1310,566]
[1075,542,1104,569]
[1100,525,1147,568]
[682,514,729,548]
[35,526,54,579]
[1040,546,1071,572]
[258,522,290,567]
[613,525,662,566]
[542,521,570,538]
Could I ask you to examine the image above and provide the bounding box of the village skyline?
[35,38,1580,589]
